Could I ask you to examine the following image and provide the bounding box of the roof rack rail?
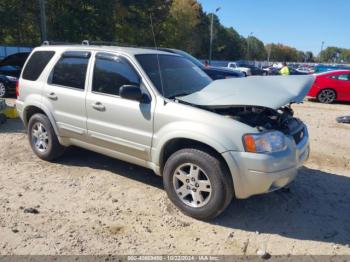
[85,40,140,48]
[41,41,79,46]
[41,40,146,49]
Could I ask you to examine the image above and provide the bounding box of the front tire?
[163,148,233,220]
[317,89,336,103]
[28,113,65,161]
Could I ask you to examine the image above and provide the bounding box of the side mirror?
[119,84,143,101]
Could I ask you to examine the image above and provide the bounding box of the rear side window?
[22,51,55,81]
[92,54,140,96]
[337,74,350,81]
[50,53,90,90]
[331,74,350,81]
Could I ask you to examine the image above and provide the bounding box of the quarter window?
[22,51,55,81]
[337,74,350,81]
[92,54,140,96]
[50,54,90,90]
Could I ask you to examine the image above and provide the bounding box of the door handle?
[92,102,105,111]
[47,92,58,100]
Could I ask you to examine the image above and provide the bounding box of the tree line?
[0,0,348,63]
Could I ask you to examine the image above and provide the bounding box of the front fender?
[151,121,241,166]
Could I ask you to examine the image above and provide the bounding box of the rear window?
[22,51,55,81]
[50,53,90,90]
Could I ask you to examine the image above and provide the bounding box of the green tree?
[246,36,266,60]
[161,0,201,53]
[320,47,350,63]
[265,43,299,62]
[0,0,40,44]
[208,15,246,60]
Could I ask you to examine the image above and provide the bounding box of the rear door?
[332,74,350,100]
[43,51,91,140]
[86,52,154,163]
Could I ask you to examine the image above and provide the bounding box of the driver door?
[86,52,154,163]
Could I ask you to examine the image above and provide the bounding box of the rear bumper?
[222,127,310,199]
[15,100,24,122]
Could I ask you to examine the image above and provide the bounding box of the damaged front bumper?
[222,125,309,199]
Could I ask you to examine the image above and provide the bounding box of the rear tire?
[0,82,7,98]
[317,88,336,103]
[28,113,65,161]
[163,148,233,220]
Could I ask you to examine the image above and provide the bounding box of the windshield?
[136,54,212,98]
[173,50,204,68]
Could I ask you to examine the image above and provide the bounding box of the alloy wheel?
[173,163,212,208]
[0,82,6,97]
[318,89,335,103]
[31,122,49,153]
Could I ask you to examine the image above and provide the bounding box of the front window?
[92,53,140,96]
[136,54,212,98]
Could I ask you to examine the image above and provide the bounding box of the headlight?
[243,131,286,153]
[5,75,17,81]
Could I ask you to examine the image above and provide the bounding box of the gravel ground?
[0,100,350,255]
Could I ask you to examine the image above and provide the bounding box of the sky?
[198,0,350,55]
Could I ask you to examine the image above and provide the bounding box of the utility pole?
[267,45,272,65]
[320,41,324,62]
[39,0,47,42]
[246,32,253,61]
[209,7,221,65]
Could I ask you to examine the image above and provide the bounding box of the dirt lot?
[0,100,350,255]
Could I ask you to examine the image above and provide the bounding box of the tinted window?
[337,74,350,81]
[51,56,89,89]
[136,54,211,98]
[0,52,30,67]
[93,54,139,96]
[173,50,204,68]
[22,51,55,81]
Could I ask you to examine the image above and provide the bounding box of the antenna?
[149,13,166,101]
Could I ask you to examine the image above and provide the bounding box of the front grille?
[293,127,305,145]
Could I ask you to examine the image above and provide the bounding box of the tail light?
[15,80,19,97]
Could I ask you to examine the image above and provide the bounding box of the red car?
[308,70,350,103]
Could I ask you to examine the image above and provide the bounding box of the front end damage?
[209,104,306,145]
[212,104,310,198]
[176,75,314,198]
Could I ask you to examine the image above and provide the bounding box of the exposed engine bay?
[208,104,303,135]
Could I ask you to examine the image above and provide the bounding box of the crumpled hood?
[178,75,315,109]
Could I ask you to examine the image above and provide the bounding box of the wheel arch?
[23,104,60,138]
[158,138,231,180]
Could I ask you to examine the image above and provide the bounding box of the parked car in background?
[0,52,30,97]
[308,70,350,103]
[227,62,251,76]
[314,64,350,74]
[289,67,310,75]
[265,66,310,76]
[239,64,267,76]
[17,44,312,220]
[157,48,244,80]
[295,66,314,74]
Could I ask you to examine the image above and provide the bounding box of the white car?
[227,62,252,76]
